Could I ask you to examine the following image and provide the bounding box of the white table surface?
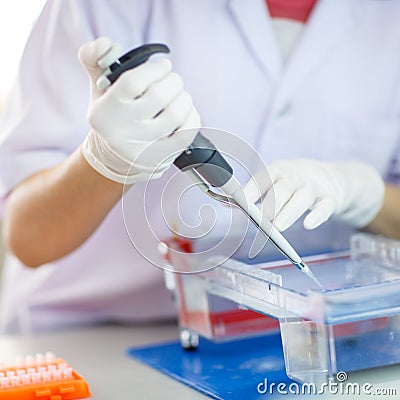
[0,322,399,400]
[0,322,209,400]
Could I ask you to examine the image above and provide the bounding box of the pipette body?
[99,43,321,285]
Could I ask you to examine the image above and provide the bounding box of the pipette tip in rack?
[0,352,91,399]
[296,260,323,289]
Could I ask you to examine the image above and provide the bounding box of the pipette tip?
[296,260,323,289]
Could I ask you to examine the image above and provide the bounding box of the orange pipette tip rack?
[0,352,91,400]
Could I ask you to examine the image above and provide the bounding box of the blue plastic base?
[127,332,294,399]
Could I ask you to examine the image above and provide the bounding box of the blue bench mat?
[127,332,294,399]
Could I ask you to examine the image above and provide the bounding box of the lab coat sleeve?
[0,0,150,202]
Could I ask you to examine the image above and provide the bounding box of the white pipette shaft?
[221,176,323,287]
[220,176,302,264]
[186,170,321,286]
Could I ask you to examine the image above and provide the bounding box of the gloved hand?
[79,37,201,184]
[243,159,385,231]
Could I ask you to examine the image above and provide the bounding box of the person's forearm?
[366,183,400,239]
[2,146,124,267]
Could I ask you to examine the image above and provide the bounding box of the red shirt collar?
[266,0,318,23]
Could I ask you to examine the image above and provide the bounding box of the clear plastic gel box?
[161,232,400,385]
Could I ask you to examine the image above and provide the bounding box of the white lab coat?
[0,0,400,333]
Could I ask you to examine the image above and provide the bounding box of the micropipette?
[97,43,322,286]
[173,133,321,287]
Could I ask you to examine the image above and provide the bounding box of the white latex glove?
[243,159,385,231]
[79,37,201,184]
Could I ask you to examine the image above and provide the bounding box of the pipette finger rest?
[0,352,91,399]
[96,43,170,89]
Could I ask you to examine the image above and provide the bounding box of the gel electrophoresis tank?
[162,232,400,384]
